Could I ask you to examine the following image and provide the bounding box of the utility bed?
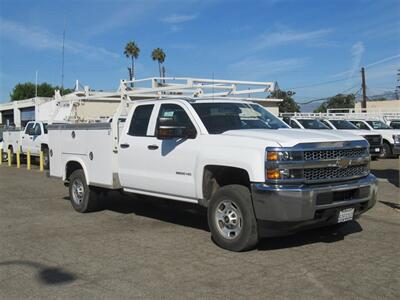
[48,122,123,189]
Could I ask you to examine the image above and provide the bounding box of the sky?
[0,0,399,108]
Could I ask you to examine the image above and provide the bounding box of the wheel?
[381,143,392,159]
[1,150,7,162]
[69,169,99,213]
[8,147,16,164]
[207,185,259,252]
[43,148,50,169]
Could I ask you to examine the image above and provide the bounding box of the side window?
[128,105,154,136]
[158,104,196,130]
[33,123,42,135]
[290,120,300,128]
[25,123,34,135]
[320,120,331,128]
[351,121,368,130]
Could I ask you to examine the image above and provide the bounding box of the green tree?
[314,93,355,113]
[151,48,166,77]
[269,90,300,113]
[124,41,140,82]
[10,82,73,101]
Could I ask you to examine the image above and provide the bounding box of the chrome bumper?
[251,174,378,236]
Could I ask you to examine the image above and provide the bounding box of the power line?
[297,83,360,105]
[288,75,359,90]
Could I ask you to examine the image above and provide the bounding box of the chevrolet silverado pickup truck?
[2,121,50,168]
[48,98,378,251]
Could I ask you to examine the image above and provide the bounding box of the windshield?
[329,120,358,130]
[366,120,392,130]
[191,102,288,134]
[297,119,330,129]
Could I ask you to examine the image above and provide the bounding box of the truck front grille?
[304,164,369,182]
[304,148,368,161]
[364,135,382,146]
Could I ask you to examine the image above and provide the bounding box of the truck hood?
[371,129,400,136]
[222,129,363,147]
[335,129,374,136]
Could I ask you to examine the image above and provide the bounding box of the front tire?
[43,148,50,170]
[69,169,99,213]
[381,142,392,159]
[208,185,259,252]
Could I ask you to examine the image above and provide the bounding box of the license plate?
[374,148,380,152]
[338,208,354,223]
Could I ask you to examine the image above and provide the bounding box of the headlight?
[265,150,301,161]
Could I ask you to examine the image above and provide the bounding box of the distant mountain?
[363,91,399,101]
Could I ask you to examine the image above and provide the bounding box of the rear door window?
[128,105,154,136]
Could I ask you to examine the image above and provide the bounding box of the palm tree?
[124,41,140,82]
[151,48,166,78]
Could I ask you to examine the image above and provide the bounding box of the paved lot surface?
[0,159,399,299]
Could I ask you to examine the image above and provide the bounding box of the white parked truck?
[282,117,383,159]
[2,121,50,168]
[48,78,378,251]
[347,119,400,158]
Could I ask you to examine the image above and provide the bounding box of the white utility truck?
[347,119,400,157]
[2,121,50,168]
[48,78,378,251]
[281,117,383,159]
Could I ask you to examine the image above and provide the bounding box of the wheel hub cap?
[72,179,84,205]
[215,200,242,239]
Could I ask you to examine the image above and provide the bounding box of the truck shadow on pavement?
[65,192,364,250]
[64,192,210,232]
[371,169,399,188]
[0,260,77,285]
[257,221,363,250]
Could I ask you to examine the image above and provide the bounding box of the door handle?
[147,145,159,150]
[120,143,130,149]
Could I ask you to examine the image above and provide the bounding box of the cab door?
[21,122,35,153]
[118,102,199,200]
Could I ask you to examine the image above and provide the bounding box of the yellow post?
[27,150,31,170]
[39,151,44,172]
[7,149,12,167]
[17,150,21,168]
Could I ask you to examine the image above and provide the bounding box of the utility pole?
[396,68,400,99]
[361,67,367,111]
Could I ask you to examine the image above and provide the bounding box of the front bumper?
[251,174,378,237]
[393,143,400,155]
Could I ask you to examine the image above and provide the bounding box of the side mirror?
[156,117,196,140]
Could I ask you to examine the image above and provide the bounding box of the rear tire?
[69,169,99,213]
[207,185,259,252]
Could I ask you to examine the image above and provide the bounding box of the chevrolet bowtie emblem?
[336,157,351,169]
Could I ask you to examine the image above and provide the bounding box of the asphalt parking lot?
[0,159,399,299]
